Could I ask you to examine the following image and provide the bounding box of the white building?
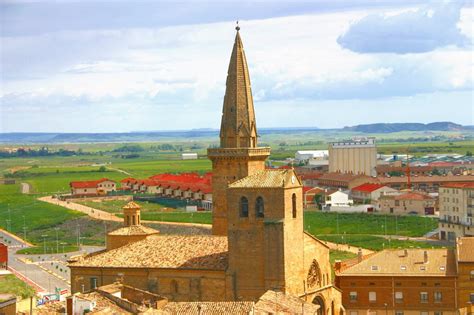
[325,190,353,208]
[181,153,198,160]
[295,150,328,162]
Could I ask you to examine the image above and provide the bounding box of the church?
[69,26,343,314]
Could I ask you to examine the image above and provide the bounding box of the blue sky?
[1,0,473,132]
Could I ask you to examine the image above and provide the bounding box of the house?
[335,249,457,314]
[335,237,474,314]
[379,174,474,193]
[316,172,379,190]
[70,178,116,197]
[303,186,325,208]
[0,243,7,269]
[351,183,398,202]
[438,182,474,241]
[456,237,474,310]
[377,191,437,215]
[325,190,353,208]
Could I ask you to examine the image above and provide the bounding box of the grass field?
[318,234,444,251]
[0,274,36,298]
[304,211,437,237]
[116,211,213,225]
[77,199,165,214]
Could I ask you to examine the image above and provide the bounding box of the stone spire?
[219,27,258,148]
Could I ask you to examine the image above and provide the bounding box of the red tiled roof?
[380,175,474,184]
[352,183,386,193]
[441,182,474,189]
[129,172,212,194]
[70,178,114,189]
[394,192,434,201]
[120,177,135,183]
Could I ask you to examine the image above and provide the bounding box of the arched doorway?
[312,296,326,315]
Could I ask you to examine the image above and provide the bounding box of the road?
[1,229,103,294]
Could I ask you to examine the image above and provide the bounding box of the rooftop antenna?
[235,20,240,31]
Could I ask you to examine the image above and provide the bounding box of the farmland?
[0,130,469,253]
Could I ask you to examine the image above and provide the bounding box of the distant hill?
[343,122,466,133]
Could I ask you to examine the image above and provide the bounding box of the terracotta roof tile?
[70,235,228,270]
[107,225,159,236]
[158,301,255,314]
[229,169,301,189]
[442,182,474,189]
[339,249,456,277]
[70,178,114,189]
[122,201,141,209]
[457,237,474,262]
[352,183,386,193]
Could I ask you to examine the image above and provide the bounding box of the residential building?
[376,164,433,177]
[69,27,342,311]
[335,249,458,314]
[0,243,7,269]
[69,178,116,197]
[316,172,379,190]
[325,190,353,208]
[351,183,398,203]
[456,237,474,312]
[379,175,474,193]
[377,191,437,215]
[438,182,474,241]
[329,137,377,176]
[0,294,16,315]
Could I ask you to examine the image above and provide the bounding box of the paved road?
[1,229,103,294]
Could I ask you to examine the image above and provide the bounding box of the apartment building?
[438,182,474,241]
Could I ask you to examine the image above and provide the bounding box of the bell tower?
[207,25,270,236]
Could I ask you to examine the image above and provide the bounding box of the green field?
[116,211,213,225]
[304,211,437,237]
[318,234,443,251]
[329,250,357,264]
[77,199,165,214]
[0,275,35,298]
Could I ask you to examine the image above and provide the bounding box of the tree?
[98,166,107,172]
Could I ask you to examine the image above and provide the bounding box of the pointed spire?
[219,25,258,148]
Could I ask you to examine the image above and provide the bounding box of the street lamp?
[54,228,59,254]
[41,234,48,254]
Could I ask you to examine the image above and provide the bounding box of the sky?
[1,0,473,132]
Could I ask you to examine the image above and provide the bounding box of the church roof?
[219,28,258,148]
[158,301,255,314]
[69,235,228,270]
[107,225,159,236]
[228,169,301,189]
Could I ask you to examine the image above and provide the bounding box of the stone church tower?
[208,26,270,236]
[225,169,305,300]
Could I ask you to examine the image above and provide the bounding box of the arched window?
[292,193,297,218]
[256,197,264,218]
[240,197,249,217]
[132,216,136,225]
[126,216,130,226]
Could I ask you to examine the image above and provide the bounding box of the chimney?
[335,260,342,272]
[423,251,428,263]
[358,248,363,263]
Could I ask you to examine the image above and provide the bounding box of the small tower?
[123,201,141,226]
[106,201,158,250]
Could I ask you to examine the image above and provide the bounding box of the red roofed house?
[351,183,398,203]
[438,182,474,241]
[70,178,116,197]
[377,191,437,215]
[120,177,136,190]
[0,243,7,269]
[303,187,325,208]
